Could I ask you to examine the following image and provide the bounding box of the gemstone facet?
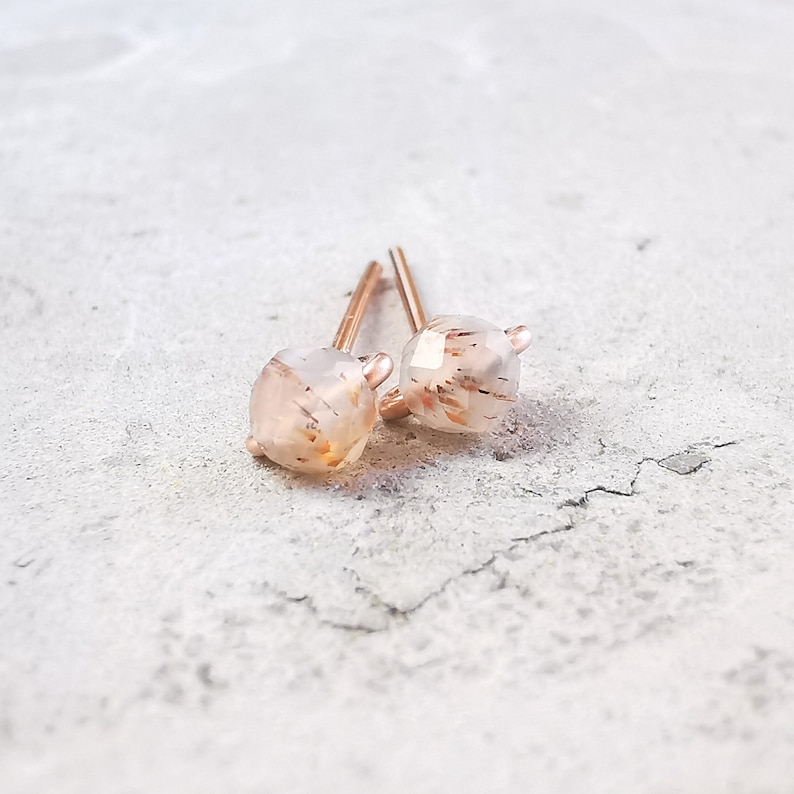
[249,347,377,473]
[399,314,520,433]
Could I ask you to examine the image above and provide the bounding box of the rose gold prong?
[246,435,266,457]
[332,260,382,353]
[361,352,394,390]
[506,325,532,354]
[379,386,411,421]
[389,246,427,334]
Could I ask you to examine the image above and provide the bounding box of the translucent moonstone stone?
[399,315,520,433]
[249,347,377,473]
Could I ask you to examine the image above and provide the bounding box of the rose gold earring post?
[380,247,426,420]
[332,260,392,389]
[390,246,427,334]
[333,260,381,352]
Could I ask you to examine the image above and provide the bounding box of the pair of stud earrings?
[246,247,532,474]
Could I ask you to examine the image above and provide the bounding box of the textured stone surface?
[399,314,521,433]
[249,347,378,473]
[1,0,794,792]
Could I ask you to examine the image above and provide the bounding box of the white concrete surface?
[1,1,793,791]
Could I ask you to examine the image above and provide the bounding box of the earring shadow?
[345,392,577,489]
[249,393,577,491]
[360,419,480,470]
[483,393,580,462]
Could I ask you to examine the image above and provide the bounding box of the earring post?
[389,247,427,334]
[332,260,382,352]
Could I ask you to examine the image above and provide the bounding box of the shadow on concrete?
[251,392,579,492]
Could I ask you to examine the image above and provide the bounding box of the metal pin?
[389,247,427,334]
[332,260,382,353]
[380,246,427,421]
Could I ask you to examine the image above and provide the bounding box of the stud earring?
[247,261,393,473]
[379,247,532,433]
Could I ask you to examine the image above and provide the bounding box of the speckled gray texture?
[2,1,793,792]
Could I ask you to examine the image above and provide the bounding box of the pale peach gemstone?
[249,347,377,473]
[399,315,520,433]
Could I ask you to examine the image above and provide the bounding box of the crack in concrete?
[275,593,381,635]
[270,523,577,635]
[348,523,574,619]
[566,440,740,506]
[271,440,740,635]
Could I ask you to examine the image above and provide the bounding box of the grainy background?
[1,0,793,792]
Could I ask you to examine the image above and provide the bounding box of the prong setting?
[505,325,532,354]
[379,386,411,421]
[246,435,267,457]
[361,352,394,390]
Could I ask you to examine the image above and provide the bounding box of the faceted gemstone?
[399,315,520,433]
[249,347,377,473]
